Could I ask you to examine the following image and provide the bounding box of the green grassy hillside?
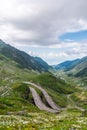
[54,56,87,86]
[71,89,87,109]
[0,67,87,130]
[0,53,71,112]
[0,50,77,113]
[33,72,75,94]
[0,40,51,72]
[0,43,87,129]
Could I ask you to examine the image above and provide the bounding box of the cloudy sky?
[0,0,87,65]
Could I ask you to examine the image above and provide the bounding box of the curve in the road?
[25,82,60,111]
[29,87,59,113]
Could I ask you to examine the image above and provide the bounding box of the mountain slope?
[54,59,80,70]
[67,56,87,85]
[34,57,52,71]
[33,72,75,94]
[0,39,50,72]
[66,56,87,77]
[54,56,87,79]
[0,39,75,113]
[0,49,74,112]
[55,56,87,85]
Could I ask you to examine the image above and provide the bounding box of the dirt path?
[67,94,84,111]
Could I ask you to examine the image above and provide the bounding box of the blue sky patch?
[59,30,87,42]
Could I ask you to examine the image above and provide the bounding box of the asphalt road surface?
[25,82,60,111]
[29,87,59,113]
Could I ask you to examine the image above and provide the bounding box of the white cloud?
[0,0,87,46]
[27,41,87,64]
[0,0,87,64]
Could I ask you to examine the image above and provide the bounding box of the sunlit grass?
[0,109,87,130]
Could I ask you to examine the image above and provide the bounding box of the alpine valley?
[0,40,87,130]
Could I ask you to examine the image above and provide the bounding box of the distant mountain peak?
[54,59,80,71]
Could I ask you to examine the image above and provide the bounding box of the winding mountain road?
[29,87,59,113]
[25,82,60,111]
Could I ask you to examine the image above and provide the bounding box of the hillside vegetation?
[0,40,75,114]
[0,39,51,72]
[33,72,75,94]
[54,56,87,86]
[0,40,87,129]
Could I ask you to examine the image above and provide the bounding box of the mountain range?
[54,56,87,84]
[54,59,80,71]
[0,39,87,80]
[0,39,75,115]
[0,39,51,72]
[0,39,87,129]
